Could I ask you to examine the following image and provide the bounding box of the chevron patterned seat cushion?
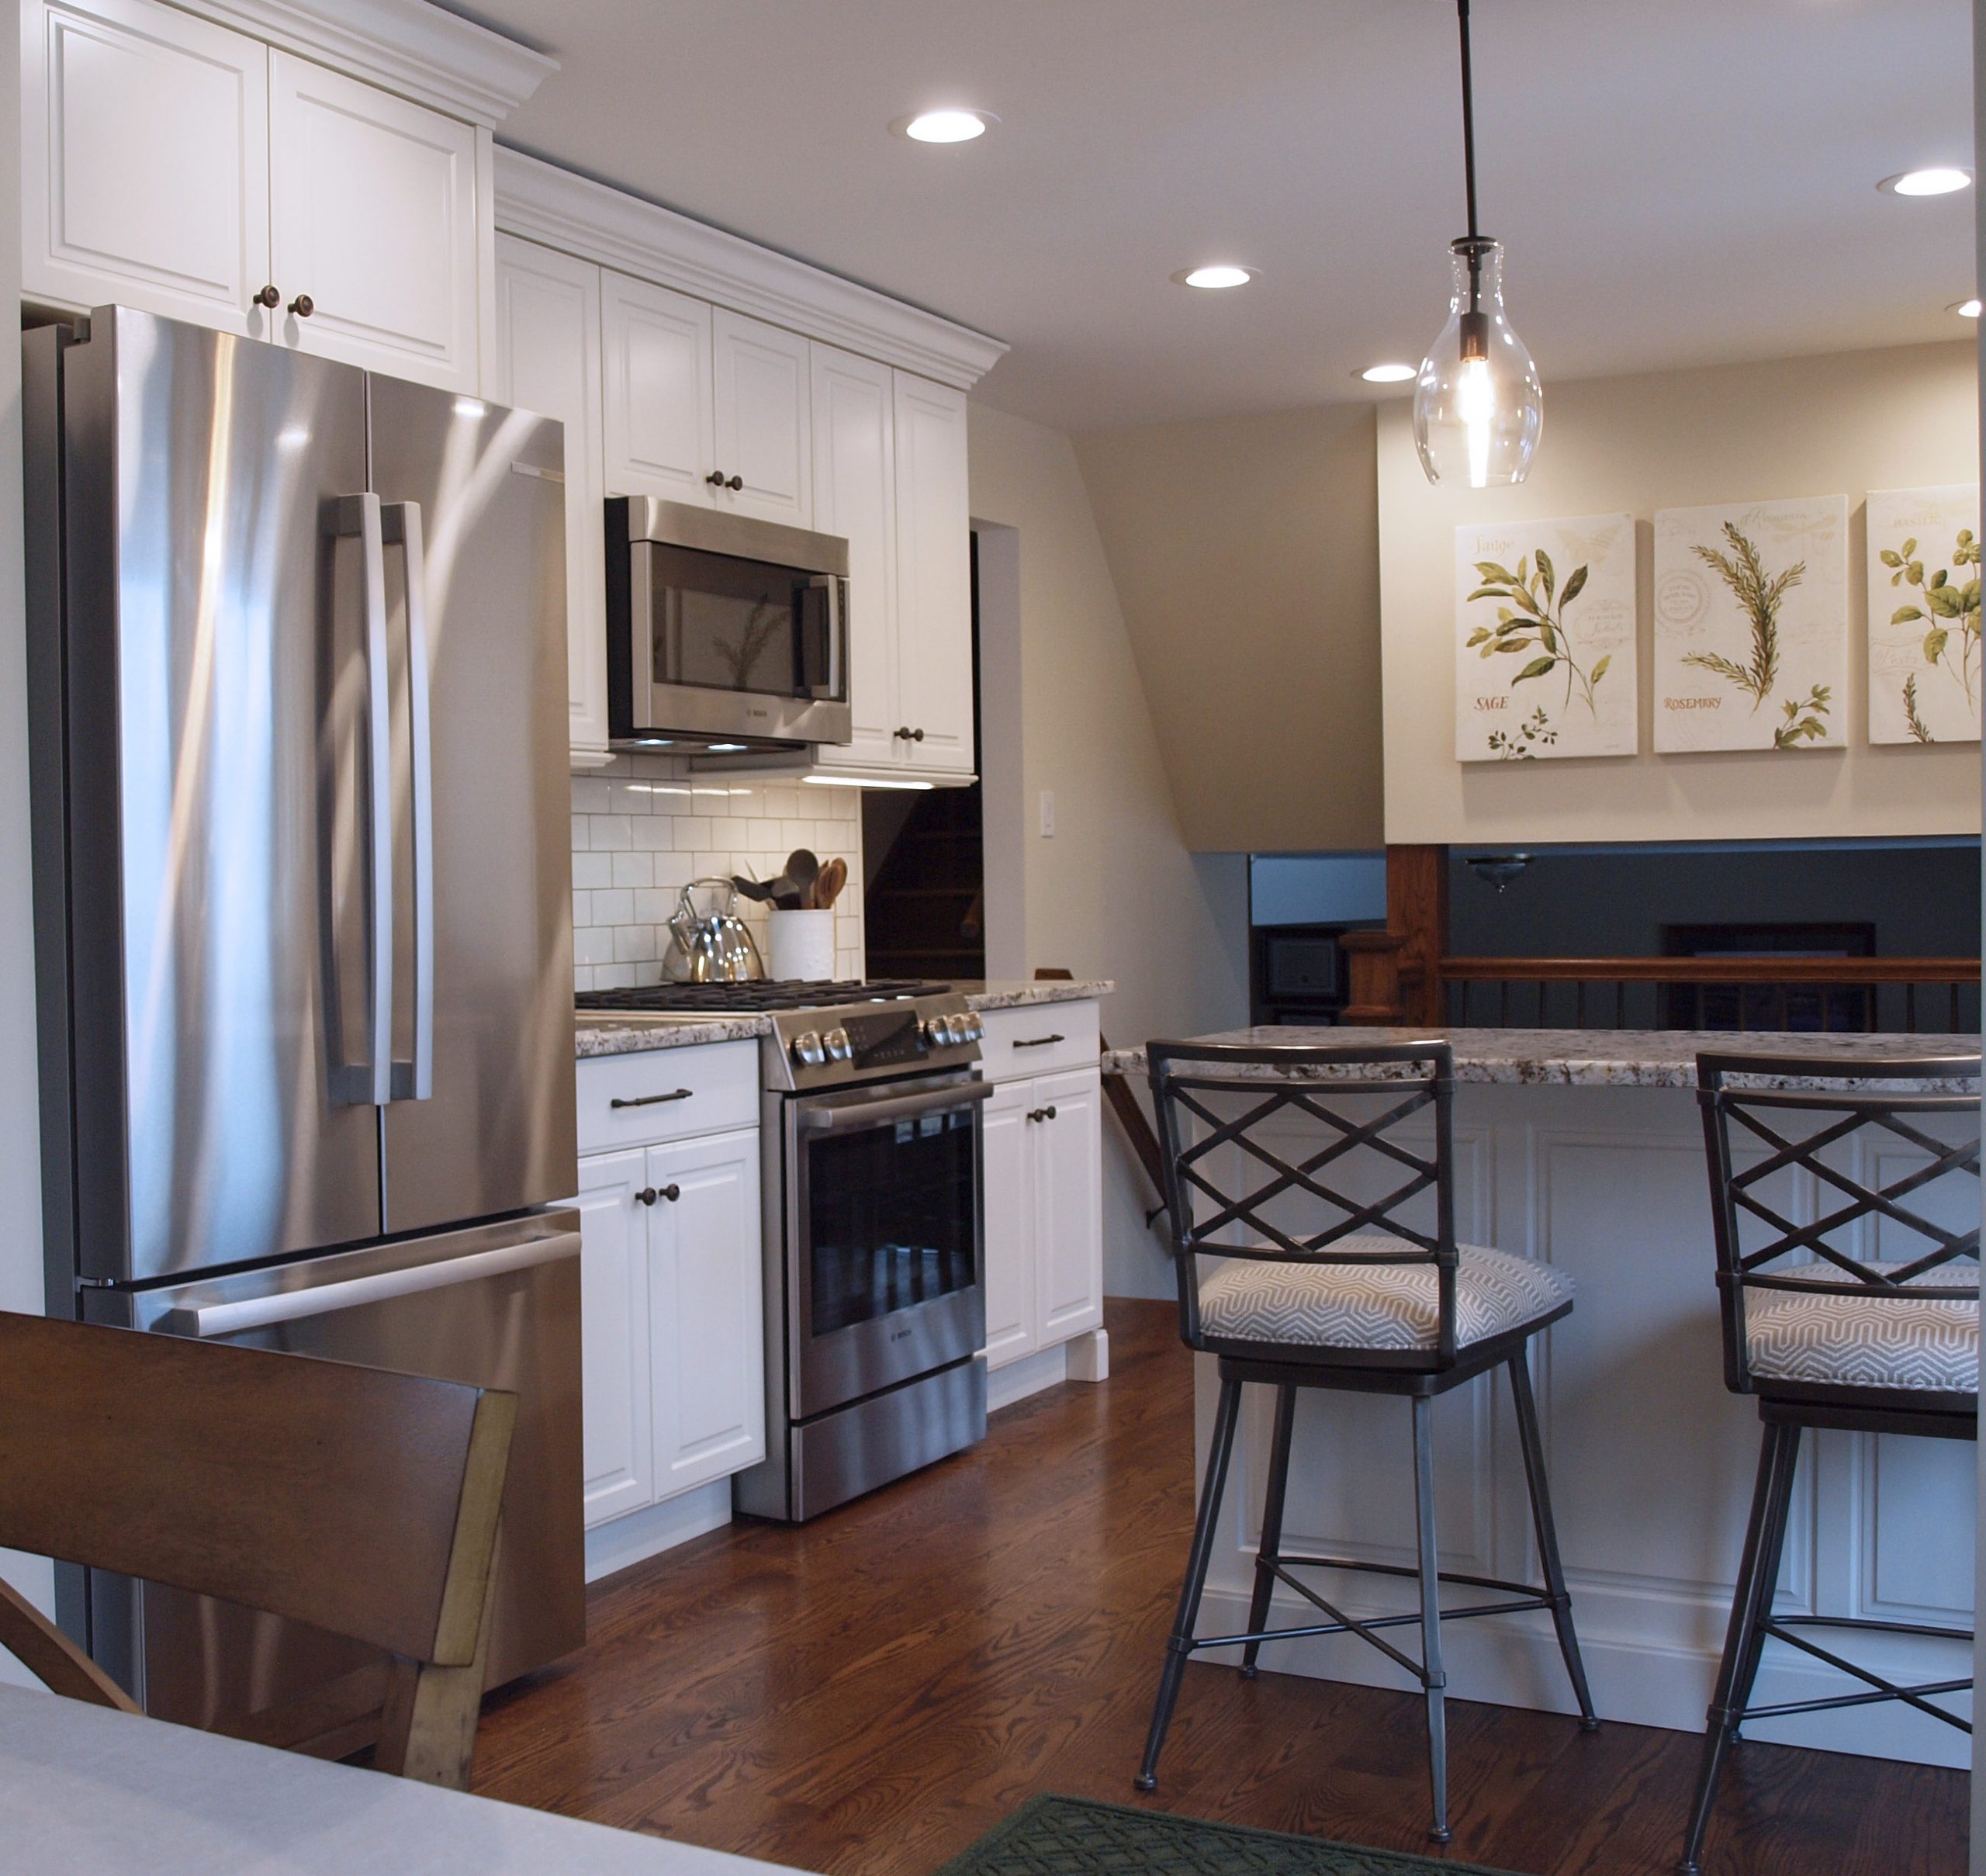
[1746,1260,1980,1393]
[1197,1237,1571,1353]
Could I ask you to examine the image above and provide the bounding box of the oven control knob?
[790,1030,826,1068]
[823,1026,853,1062]
[920,1016,948,1046]
[959,1013,984,1043]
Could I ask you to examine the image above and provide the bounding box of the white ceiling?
[442,0,1976,433]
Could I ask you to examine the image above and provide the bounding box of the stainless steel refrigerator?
[23,306,583,1751]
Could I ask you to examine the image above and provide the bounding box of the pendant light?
[1413,0,1542,489]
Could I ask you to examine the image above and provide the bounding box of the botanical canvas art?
[1454,514,1637,761]
[1652,496,1848,753]
[1866,484,1981,745]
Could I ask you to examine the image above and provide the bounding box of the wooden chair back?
[0,1310,514,1788]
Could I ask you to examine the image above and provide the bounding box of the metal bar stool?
[1135,1038,1597,1843]
[1681,1050,1980,1874]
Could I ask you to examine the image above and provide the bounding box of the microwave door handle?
[804,574,842,702]
[382,500,434,1102]
[327,493,393,1109]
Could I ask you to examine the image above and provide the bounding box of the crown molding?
[493,148,1009,391]
[178,0,556,126]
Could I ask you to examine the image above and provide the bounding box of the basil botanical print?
[1454,514,1637,762]
[1652,497,1847,753]
[1866,484,1981,745]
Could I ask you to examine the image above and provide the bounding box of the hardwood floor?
[473,1300,1967,1876]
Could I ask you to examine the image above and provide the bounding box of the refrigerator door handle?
[382,500,434,1102]
[327,493,393,1109]
[154,1227,580,1339]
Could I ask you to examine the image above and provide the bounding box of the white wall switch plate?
[1039,789,1055,837]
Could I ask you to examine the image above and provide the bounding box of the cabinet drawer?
[976,1002,1100,1083]
[576,1043,759,1153]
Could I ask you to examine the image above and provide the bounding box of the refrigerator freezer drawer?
[85,1213,584,1743]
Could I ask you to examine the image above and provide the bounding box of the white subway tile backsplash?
[569,755,865,994]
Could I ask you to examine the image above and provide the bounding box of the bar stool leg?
[1241,1383,1297,1679]
[1727,1424,1801,1746]
[1410,1393,1451,1844]
[1679,1421,1800,1875]
[1136,1374,1244,1792]
[1507,1351,1599,1729]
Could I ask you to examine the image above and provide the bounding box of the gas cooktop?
[576,978,949,1015]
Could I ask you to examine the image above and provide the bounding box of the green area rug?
[935,1795,1527,1876]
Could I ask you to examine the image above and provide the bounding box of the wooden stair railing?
[1034,968,1168,1228]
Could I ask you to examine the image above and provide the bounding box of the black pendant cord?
[1455,0,1487,341]
[1458,0,1479,244]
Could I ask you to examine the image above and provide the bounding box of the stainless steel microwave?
[605,496,851,753]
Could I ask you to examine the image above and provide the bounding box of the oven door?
[787,1073,989,1421]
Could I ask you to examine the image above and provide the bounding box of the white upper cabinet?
[267,52,479,389]
[490,235,609,760]
[711,310,811,527]
[809,344,898,772]
[601,269,714,504]
[23,0,492,392]
[891,374,976,775]
[23,0,271,333]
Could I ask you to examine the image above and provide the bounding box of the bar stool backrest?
[1146,1038,1462,1362]
[1696,1050,1981,1394]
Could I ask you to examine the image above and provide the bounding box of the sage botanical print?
[1455,514,1637,762]
[1867,485,1981,746]
[1652,497,1847,753]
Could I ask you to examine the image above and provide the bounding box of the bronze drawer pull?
[611,1089,694,1109]
[1012,1033,1065,1049]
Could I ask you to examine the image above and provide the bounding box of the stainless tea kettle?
[663,878,765,984]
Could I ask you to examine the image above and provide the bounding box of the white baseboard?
[988,1341,1068,1412]
[1066,1327,1109,1382]
[583,1479,733,1583]
[1193,1582,1970,1770]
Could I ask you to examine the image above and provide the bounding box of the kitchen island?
[1105,1027,1979,1768]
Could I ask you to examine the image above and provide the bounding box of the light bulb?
[1413,239,1542,489]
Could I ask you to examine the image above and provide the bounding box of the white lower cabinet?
[573,1100,763,1532]
[979,1060,1104,1374]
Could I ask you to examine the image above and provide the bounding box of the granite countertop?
[576,978,1112,1060]
[1100,1026,1981,1090]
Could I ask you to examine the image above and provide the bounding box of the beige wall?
[967,400,1248,1297]
[1074,405,1383,853]
[1379,341,1983,845]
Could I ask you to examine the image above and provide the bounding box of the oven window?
[647,544,835,699]
[805,1107,977,1336]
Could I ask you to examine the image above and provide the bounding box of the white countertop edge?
[575,981,1113,1058]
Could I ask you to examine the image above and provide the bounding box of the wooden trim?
[179,0,556,126]
[1386,846,1448,1027]
[494,150,1010,391]
[1442,956,1981,985]
[1341,930,1408,1026]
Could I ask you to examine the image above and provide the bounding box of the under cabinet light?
[804,775,935,791]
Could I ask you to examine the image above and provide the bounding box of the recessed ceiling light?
[1880,167,1973,196]
[1171,265,1257,290]
[1359,362,1419,383]
[1951,298,1982,318]
[891,109,995,144]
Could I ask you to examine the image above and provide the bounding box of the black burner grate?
[576,978,950,1014]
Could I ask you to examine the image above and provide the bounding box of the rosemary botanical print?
[1455,514,1637,762]
[1652,497,1847,753]
[1867,484,1981,745]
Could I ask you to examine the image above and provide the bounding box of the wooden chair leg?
[375,1522,503,1791]
[1241,1383,1297,1679]
[0,1577,138,1713]
[1411,1394,1451,1845]
[1135,1376,1242,1792]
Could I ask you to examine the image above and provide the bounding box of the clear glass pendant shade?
[1413,239,1542,489]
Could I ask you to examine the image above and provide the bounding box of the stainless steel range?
[578,979,991,1521]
